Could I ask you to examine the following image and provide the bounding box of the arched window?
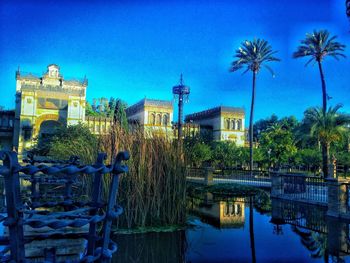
[163,114,169,126]
[237,119,242,130]
[156,114,162,125]
[226,119,230,129]
[231,119,236,130]
[150,113,156,125]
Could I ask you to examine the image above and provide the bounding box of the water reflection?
[3,183,350,262]
[188,193,245,228]
[112,231,186,263]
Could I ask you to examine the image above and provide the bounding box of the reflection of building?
[125,98,173,137]
[191,198,245,228]
[185,106,245,146]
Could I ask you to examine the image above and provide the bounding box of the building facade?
[185,106,246,146]
[9,65,87,155]
[0,65,248,156]
[125,98,173,137]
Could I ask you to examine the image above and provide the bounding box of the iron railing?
[0,150,129,262]
[213,168,271,187]
[280,174,327,203]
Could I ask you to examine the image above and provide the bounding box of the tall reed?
[100,125,187,229]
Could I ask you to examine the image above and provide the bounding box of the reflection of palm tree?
[292,226,328,262]
[249,196,256,263]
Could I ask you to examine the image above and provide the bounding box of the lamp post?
[172,74,190,141]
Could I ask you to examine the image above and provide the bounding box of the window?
[163,114,169,126]
[156,114,162,125]
[226,119,230,129]
[150,114,156,125]
[231,119,236,130]
[237,120,242,130]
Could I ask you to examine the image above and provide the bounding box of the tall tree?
[230,39,280,175]
[293,30,346,115]
[299,104,350,178]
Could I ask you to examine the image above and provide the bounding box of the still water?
[112,195,350,263]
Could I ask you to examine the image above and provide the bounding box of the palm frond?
[293,30,346,64]
[229,38,280,75]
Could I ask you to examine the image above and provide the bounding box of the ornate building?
[11,65,87,155]
[0,64,248,156]
[125,98,173,137]
[185,106,245,146]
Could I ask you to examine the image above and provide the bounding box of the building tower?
[172,74,190,141]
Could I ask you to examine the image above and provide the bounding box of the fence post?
[1,151,25,262]
[87,153,106,256]
[327,216,349,257]
[204,167,214,186]
[101,151,129,263]
[271,172,284,197]
[326,178,348,217]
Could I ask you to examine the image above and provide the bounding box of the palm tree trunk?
[317,61,327,115]
[249,196,256,263]
[322,143,329,178]
[249,71,256,176]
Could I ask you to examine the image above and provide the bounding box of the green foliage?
[186,142,212,167]
[85,97,128,119]
[211,141,240,168]
[113,99,129,130]
[47,124,98,164]
[254,114,299,143]
[336,151,350,167]
[259,124,297,168]
[299,105,350,147]
[294,148,322,172]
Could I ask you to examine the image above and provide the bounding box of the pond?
[112,194,350,263]
[2,187,350,262]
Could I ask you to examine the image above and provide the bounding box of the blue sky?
[0,0,349,121]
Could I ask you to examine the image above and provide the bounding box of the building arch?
[163,114,169,126]
[34,114,64,137]
[231,119,236,130]
[156,113,162,125]
[237,119,242,130]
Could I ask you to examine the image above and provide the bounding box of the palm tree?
[300,104,350,178]
[230,39,280,175]
[293,30,346,115]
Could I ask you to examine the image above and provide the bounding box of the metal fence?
[212,168,271,187]
[186,167,207,183]
[280,174,328,203]
[0,150,129,262]
[186,167,271,187]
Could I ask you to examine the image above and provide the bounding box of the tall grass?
[100,125,187,229]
